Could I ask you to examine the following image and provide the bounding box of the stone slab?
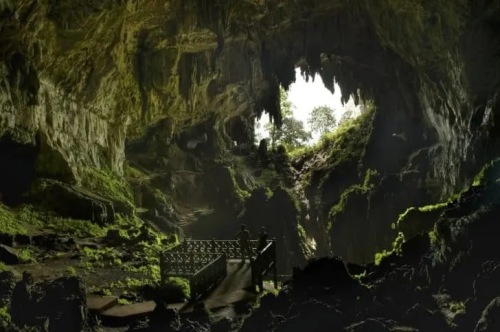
[209,289,257,306]
[87,295,119,313]
[101,301,156,318]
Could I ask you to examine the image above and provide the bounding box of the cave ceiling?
[0,0,499,188]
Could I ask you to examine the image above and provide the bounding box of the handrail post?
[189,252,194,274]
[211,238,216,254]
[160,252,165,285]
[272,237,278,289]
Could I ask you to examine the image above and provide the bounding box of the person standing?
[236,224,251,263]
[257,226,268,252]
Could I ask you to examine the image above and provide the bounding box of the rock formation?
[0,0,500,330]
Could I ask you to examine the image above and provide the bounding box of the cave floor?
[6,233,155,300]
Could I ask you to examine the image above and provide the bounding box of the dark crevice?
[0,134,40,206]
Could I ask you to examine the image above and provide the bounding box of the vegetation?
[164,276,191,299]
[81,167,134,206]
[263,88,312,150]
[0,306,11,329]
[393,202,448,231]
[307,105,337,136]
[0,203,28,235]
[289,102,375,160]
[18,248,35,263]
[327,169,379,230]
[0,202,111,238]
[472,158,500,186]
[449,301,467,315]
[374,231,405,265]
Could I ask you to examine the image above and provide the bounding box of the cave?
[1,1,500,331]
[0,135,39,206]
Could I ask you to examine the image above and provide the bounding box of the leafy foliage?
[308,105,337,136]
[264,88,312,150]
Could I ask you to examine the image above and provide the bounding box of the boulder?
[34,277,89,332]
[32,234,75,252]
[105,229,123,245]
[475,297,500,332]
[0,233,14,247]
[30,179,115,225]
[0,271,15,307]
[150,301,178,326]
[14,234,31,246]
[0,244,20,265]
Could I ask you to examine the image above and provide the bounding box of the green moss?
[124,165,145,179]
[428,229,438,246]
[297,223,306,240]
[0,203,27,235]
[228,167,251,203]
[88,286,113,296]
[81,167,134,205]
[66,266,77,275]
[418,203,447,212]
[374,231,405,265]
[327,169,379,230]
[117,298,133,305]
[449,301,466,315]
[18,248,35,263]
[110,277,151,290]
[472,158,500,186]
[395,201,448,231]
[165,277,191,298]
[14,205,108,238]
[0,262,9,271]
[0,306,11,328]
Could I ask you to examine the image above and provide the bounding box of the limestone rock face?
[1,1,500,267]
[1,0,499,191]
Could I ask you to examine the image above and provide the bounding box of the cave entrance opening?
[255,68,363,153]
[0,134,40,206]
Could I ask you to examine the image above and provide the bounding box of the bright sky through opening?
[256,68,353,144]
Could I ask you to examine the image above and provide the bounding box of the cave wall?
[1,0,500,266]
[0,0,271,183]
[2,1,498,188]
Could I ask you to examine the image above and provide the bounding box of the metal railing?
[160,252,223,277]
[189,253,227,300]
[159,238,278,299]
[169,239,259,259]
[251,239,278,292]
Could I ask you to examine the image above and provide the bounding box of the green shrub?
[0,203,27,235]
[81,167,133,204]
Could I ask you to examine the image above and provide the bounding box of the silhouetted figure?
[257,226,268,252]
[236,224,251,263]
[11,271,34,327]
[258,139,269,166]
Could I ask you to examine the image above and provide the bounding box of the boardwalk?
[94,259,271,324]
[92,240,279,324]
[160,239,278,299]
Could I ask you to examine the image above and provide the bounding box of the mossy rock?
[395,203,448,240]
[80,167,135,216]
[31,179,116,225]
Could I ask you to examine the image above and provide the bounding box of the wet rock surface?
[2,273,89,332]
[129,178,500,331]
[1,177,500,331]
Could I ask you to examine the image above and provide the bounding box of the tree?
[278,117,312,148]
[338,100,359,126]
[307,105,337,136]
[264,88,312,149]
